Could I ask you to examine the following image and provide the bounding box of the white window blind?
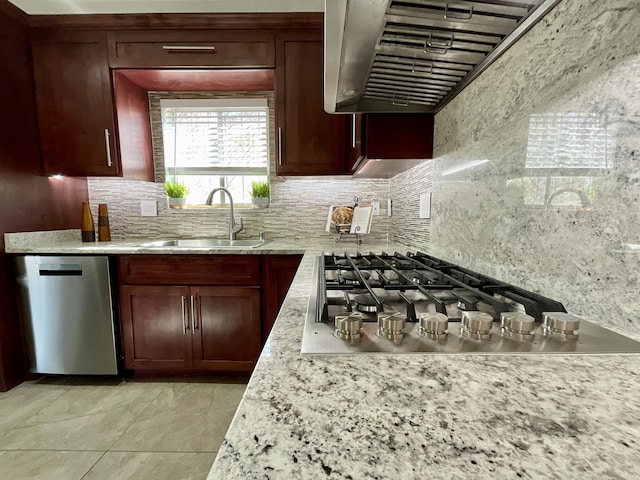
[161,98,269,176]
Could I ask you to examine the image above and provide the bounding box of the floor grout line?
[79,450,108,480]
[103,383,171,452]
[8,399,161,431]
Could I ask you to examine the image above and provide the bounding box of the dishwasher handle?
[38,264,83,276]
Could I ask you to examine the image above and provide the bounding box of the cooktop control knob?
[500,312,535,341]
[460,311,493,340]
[542,312,580,339]
[334,312,363,341]
[418,312,449,341]
[377,312,406,341]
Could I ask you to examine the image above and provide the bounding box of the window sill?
[168,204,257,211]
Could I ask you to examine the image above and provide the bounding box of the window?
[161,98,269,205]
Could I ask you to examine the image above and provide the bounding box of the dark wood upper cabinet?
[107,30,275,68]
[32,30,121,177]
[31,30,154,180]
[348,113,434,178]
[364,113,433,159]
[275,31,348,176]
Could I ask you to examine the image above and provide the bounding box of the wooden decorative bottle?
[81,202,95,242]
[98,204,111,242]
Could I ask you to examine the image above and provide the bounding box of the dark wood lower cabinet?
[261,255,303,343]
[119,284,260,373]
[119,285,193,370]
[192,286,261,371]
[119,254,300,375]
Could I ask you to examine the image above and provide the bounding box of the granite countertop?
[6,231,640,478]
[207,253,640,480]
[3,230,311,255]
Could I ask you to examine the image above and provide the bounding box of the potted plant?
[249,181,270,208]
[164,181,189,208]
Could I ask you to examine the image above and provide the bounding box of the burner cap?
[354,294,381,313]
[336,258,365,267]
[340,270,370,285]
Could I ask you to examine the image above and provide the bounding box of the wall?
[390,0,640,332]
[0,2,88,390]
[89,91,391,242]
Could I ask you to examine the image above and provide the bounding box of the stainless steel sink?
[136,239,268,248]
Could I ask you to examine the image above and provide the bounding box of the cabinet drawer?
[108,31,275,68]
[118,255,260,285]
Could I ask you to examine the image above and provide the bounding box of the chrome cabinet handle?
[444,3,473,21]
[190,295,196,335]
[352,114,356,149]
[278,127,283,166]
[104,129,112,167]
[181,295,187,335]
[162,45,217,51]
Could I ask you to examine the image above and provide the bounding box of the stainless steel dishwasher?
[15,256,118,375]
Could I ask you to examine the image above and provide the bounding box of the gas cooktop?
[301,251,640,355]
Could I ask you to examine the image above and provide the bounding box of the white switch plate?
[372,201,380,216]
[419,192,432,219]
[140,200,158,217]
[387,199,392,217]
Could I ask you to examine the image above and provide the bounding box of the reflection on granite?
[392,0,640,333]
[208,252,640,479]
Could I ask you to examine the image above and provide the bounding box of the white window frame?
[160,98,270,205]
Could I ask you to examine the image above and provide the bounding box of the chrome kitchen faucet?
[205,187,244,240]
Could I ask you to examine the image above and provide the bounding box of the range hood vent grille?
[325,0,562,113]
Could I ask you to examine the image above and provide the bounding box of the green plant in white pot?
[164,181,189,209]
[249,181,270,209]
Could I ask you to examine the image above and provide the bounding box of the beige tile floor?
[0,377,247,480]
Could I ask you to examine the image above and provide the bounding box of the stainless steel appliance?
[302,251,640,354]
[16,256,118,374]
[324,0,562,113]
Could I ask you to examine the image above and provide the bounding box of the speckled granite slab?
[3,229,396,256]
[4,229,80,251]
[207,252,640,480]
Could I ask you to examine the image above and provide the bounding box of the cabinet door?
[365,113,434,159]
[32,31,120,176]
[275,32,347,175]
[261,255,302,344]
[191,286,261,372]
[120,285,193,370]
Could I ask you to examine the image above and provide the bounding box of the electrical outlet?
[140,200,158,217]
[387,199,392,217]
[372,201,380,216]
[419,193,432,219]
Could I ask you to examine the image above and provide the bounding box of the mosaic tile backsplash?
[390,0,640,332]
[89,91,390,243]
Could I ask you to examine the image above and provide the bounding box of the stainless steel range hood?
[325,0,562,113]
